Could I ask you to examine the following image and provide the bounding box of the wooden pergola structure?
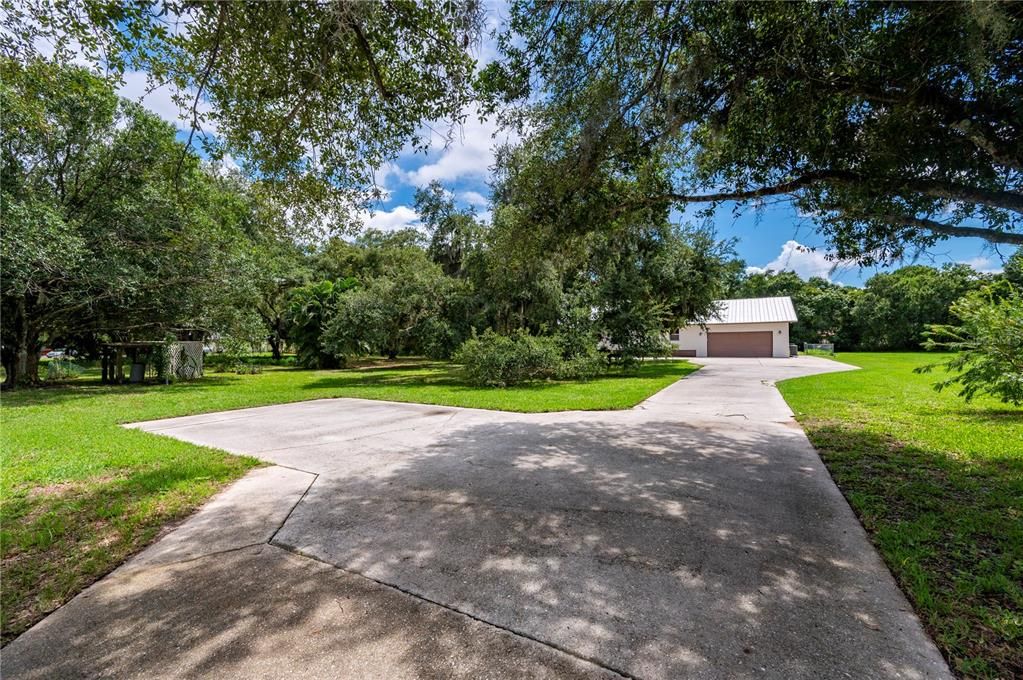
[100,341,167,384]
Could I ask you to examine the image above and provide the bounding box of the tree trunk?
[15,296,28,384]
[1,350,14,388]
[6,335,41,387]
[269,316,284,361]
[6,296,42,388]
[24,349,40,385]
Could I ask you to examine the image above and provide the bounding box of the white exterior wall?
[674,325,706,355]
[672,322,790,358]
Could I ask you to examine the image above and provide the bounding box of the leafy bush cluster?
[917,282,1023,405]
[454,329,605,387]
[43,357,82,381]
[554,345,607,382]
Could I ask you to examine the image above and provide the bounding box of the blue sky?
[106,3,1014,287]
[353,130,1014,286]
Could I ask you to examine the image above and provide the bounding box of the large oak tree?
[482,1,1023,261]
[0,58,275,385]
[2,0,484,218]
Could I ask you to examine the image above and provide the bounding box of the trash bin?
[789,344,798,357]
[130,362,146,383]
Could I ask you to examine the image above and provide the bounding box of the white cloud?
[210,153,241,177]
[372,161,404,188]
[117,71,217,135]
[358,205,421,232]
[402,105,516,186]
[958,256,1003,274]
[747,240,852,281]
[475,1,509,66]
[458,190,490,207]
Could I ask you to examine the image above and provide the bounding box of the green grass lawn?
[778,353,1022,679]
[0,358,696,642]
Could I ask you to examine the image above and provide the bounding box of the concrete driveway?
[4,357,952,679]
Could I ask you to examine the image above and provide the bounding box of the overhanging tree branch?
[177,0,227,180]
[662,171,855,203]
[661,172,1023,214]
[867,214,1023,246]
[904,179,1023,214]
[345,16,392,101]
[622,171,1023,245]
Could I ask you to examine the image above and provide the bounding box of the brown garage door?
[707,331,773,357]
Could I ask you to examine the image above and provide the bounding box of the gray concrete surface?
[3,544,615,680]
[125,465,315,572]
[4,357,953,679]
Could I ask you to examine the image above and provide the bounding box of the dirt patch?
[25,474,124,500]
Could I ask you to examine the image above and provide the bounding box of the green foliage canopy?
[482,1,1023,260]
[851,264,986,350]
[2,0,484,218]
[0,58,272,385]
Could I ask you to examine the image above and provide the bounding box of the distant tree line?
[724,256,1021,351]
[269,216,1021,374]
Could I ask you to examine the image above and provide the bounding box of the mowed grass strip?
[0,358,696,642]
[778,353,1023,679]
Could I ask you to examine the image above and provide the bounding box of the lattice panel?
[169,341,204,380]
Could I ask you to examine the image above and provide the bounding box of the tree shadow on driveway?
[3,412,952,679]
[271,416,950,679]
[2,542,612,679]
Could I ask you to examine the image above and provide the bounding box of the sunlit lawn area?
[779,353,1023,679]
[0,358,696,642]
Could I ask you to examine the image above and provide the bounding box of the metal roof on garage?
[704,296,798,324]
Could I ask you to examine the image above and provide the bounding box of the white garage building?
[669,296,798,358]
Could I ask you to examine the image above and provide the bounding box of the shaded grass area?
[1,358,696,642]
[778,353,1022,679]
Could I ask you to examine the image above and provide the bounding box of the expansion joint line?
[267,469,319,545]
[264,467,637,678]
[272,543,640,680]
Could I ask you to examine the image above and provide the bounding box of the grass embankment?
[0,358,696,642]
[779,353,1022,679]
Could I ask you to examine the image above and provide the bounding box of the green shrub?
[44,357,82,381]
[454,329,562,386]
[454,329,608,387]
[247,354,296,367]
[554,343,606,381]
[917,281,1023,405]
